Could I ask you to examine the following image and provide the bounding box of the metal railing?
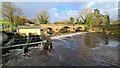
[13,36,42,44]
[0,37,47,49]
[1,40,47,49]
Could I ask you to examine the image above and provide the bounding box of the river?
[1,32,119,67]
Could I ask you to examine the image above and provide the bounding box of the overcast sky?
[14,1,118,23]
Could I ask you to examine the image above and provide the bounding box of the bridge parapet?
[40,24,85,33]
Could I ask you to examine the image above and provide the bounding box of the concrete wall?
[17,29,41,36]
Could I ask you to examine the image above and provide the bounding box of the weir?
[1,40,47,54]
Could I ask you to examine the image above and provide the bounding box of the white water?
[51,32,87,40]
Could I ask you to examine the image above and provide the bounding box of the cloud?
[49,2,118,22]
[51,8,57,12]
[50,7,79,22]
[87,1,96,8]
[50,8,79,22]
[13,2,118,23]
[106,8,118,20]
[87,0,118,8]
[61,10,78,16]
[50,8,58,17]
[55,13,58,16]
[86,1,118,20]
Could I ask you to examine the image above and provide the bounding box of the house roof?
[17,26,41,29]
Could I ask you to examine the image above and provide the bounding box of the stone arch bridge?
[40,24,85,33]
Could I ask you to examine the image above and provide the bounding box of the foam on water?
[51,32,87,40]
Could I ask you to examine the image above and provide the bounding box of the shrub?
[59,28,69,33]
[34,24,39,26]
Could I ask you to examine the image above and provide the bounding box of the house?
[16,26,41,36]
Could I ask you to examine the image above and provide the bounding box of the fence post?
[23,35,29,55]
[2,24,4,31]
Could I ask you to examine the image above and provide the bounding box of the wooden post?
[23,35,29,55]
[2,24,4,31]
[26,34,30,43]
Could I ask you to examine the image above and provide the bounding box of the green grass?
[0,20,9,24]
[0,27,17,32]
[111,31,120,36]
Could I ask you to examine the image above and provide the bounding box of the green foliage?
[80,20,83,24]
[54,22,61,24]
[59,27,69,33]
[111,31,120,36]
[75,18,79,24]
[2,2,23,32]
[16,34,27,38]
[34,24,39,26]
[106,15,110,28]
[54,20,69,24]
[81,8,111,32]
[0,20,9,24]
[75,18,83,24]
[104,15,111,32]
[76,18,79,23]
[70,17,74,24]
[2,2,22,25]
[85,14,93,28]
[94,9,100,16]
[1,21,17,32]
[84,25,89,31]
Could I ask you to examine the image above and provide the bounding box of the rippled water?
[54,33,119,50]
[83,33,119,51]
[52,33,119,66]
[1,32,119,66]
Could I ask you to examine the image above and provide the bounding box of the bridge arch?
[59,26,71,33]
[75,27,83,32]
[40,24,85,33]
[46,27,54,34]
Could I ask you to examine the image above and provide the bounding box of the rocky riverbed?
[1,32,119,67]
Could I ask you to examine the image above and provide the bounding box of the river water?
[1,32,119,66]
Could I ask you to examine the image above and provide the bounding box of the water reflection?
[104,35,109,45]
[84,35,98,48]
[103,35,119,49]
[84,33,119,50]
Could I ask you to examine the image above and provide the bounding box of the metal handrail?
[14,37,41,41]
[1,40,47,49]
[13,38,41,45]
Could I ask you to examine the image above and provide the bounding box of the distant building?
[16,26,41,36]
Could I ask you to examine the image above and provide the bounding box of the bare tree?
[79,8,92,23]
[37,10,50,24]
[2,2,22,27]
